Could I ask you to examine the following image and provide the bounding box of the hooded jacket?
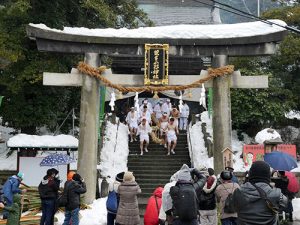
[144,187,163,225]
[198,175,217,210]
[64,180,86,211]
[232,182,287,225]
[38,175,60,200]
[4,194,21,225]
[3,176,22,205]
[116,180,141,225]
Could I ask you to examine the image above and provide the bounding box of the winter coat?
[144,187,163,225]
[3,176,22,205]
[38,176,60,200]
[64,180,86,211]
[215,181,239,219]
[116,180,141,225]
[198,175,217,210]
[231,182,288,225]
[4,194,21,225]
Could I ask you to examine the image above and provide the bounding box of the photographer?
[62,173,86,225]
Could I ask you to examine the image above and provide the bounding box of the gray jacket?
[116,181,141,225]
[232,182,287,225]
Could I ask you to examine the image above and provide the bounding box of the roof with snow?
[26,20,287,56]
[255,128,282,145]
[7,134,78,150]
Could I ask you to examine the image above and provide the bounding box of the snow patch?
[98,121,129,178]
[285,110,300,120]
[30,20,286,40]
[55,198,108,225]
[255,128,281,144]
[293,198,300,221]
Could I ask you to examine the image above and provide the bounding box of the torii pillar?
[77,53,100,203]
[212,55,231,174]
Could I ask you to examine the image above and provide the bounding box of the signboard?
[144,44,169,85]
[243,144,297,167]
[19,157,67,187]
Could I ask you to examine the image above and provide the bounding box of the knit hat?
[249,161,271,184]
[220,170,232,181]
[17,172,24,180]
[116,172,125,182]
[72,173,82,182]
[123,171,135,182]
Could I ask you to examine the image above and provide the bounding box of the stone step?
[128,154,190,159]
[135,178,170,184]
[128,156,189,163]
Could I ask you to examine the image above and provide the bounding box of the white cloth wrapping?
[180,104,190,118]
[153,104,163,119]
[126,112,138,129]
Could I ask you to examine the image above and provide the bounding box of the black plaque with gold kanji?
[144,44,169,85]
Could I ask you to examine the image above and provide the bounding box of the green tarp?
[0,96,3,107]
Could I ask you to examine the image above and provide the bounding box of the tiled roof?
[138,0,214,25]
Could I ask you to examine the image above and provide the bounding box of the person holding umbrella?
[38,168,60,225]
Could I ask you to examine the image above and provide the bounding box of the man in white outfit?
[140,98,153,114]
[139,106,152,125]
[179,101,190,131]
[126,107,138,142]
[138,118,152,155]
[153,100,163,121]
[162,99,172,116]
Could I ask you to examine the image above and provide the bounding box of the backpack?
[223,184,235,214]
[170,183,198,221]
[106,190,118,214]
[224,193,235,213]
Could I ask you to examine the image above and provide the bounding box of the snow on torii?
[29,20,286,40]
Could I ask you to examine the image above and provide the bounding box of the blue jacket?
[3,176,22,205]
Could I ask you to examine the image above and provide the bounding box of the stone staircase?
[128,132,191,219]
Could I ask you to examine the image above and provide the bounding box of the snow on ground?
[0,125,17,170]
[30,19,286,40]
[55,198,108,225]
[191,111,253,172]
[189,121,213,169]
[285,110,300,120]
[98,121,129,179]
[255,128,281,144]
[293,198,300,221]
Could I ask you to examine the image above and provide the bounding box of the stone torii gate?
[26,22,287,203]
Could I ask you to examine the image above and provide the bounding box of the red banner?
[243,144,297,167]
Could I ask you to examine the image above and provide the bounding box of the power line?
[190,0,300,34]
[209,0,299,32]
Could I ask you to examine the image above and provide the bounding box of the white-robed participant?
[139,105,152,125]
[166,117,179,155]
[162,99,172,116]
[140,98,153,114]
[153,100,164,120]
[126,107,139,142]
[179,101,190,131]
[138,117,152,156]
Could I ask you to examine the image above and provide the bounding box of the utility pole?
[257,0,260,17]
